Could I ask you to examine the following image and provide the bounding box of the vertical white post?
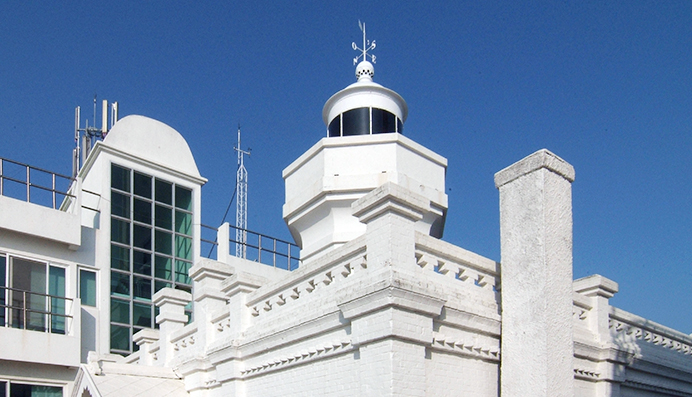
[101,100,108,133]
[494,149,575,397]
[218,222,230,264]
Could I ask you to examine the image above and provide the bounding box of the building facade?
[2,51,692,397]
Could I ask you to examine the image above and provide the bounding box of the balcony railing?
[0,156,75,210]
[0,286,73,334]
[201,223,301,271]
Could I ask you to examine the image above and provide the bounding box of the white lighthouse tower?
[283,23,448,262]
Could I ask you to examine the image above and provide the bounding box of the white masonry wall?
[123,148,692,397]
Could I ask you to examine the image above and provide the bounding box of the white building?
[2,43,692,397]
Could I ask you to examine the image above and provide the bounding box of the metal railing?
[0,286,73,334]
[201,223,301,271]
[0,156,75,209]
[201,223,219,258]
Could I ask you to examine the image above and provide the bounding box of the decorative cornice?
[240,340,353,378]
[573,368,601,381]
[609,318,692,356]
[430,332,500,362]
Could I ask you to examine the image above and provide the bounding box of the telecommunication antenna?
[72,95,119,177]
[234,125,251,258]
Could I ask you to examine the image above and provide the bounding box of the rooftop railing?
[0,156,75,210]
[0,286,73,335]
[201,223,301,271]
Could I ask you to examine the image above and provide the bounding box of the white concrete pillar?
[217,222,231,264]
[573,275,618,342]
[494,149,575,397]
[220,272,266,336]
[351,182,430,269]
[154,288,192,366]
[133,328,160,366]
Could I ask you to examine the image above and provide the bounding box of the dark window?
[155,205,172,229]
[175,186,192,211]
[111,192,130,218]
[397,118,403,134]
[371,108,397,134]
[133,250,151,275]
[134,172,152,198]
[328,116,341,137]
[110,298,130,324]
[111,165,130,192]
[110,324,130,351]
[341,107,370,136]
[111,219,130,245]
[133,302,152,327]
[133,225,152,250]
[111,245,130,271]
[133,199,151,224]
[111,272,130,297]
[155,179,172,205]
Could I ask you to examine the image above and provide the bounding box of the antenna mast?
[72,96,119,177]
[235,125,250,258]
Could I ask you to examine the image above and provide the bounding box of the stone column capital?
[494,149,575,188]
[352,182,430,224]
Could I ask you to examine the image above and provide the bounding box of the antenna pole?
[234,125,250,258]
[73,107,81,178]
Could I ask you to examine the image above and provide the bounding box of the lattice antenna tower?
[234,125,251,258]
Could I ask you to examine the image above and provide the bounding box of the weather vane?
[352,20,376,65]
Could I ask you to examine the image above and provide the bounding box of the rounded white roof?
[103,115,202,178]
[322,61,408,126]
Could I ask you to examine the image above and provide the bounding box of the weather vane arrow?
[352,20,376,65]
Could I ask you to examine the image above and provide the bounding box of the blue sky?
[1,1,691,332]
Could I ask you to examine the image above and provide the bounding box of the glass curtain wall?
[110,164,194,354]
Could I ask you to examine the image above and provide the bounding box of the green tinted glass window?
[175,211,192,236]
[133,250,151,275]
[133,276,151,300]
[133,302,152,327]
[155,205,172,229]
[134,172,152,198]
[155,280,172,293]
[111,165,130,192]
[111,271,130,297]
[175,260,192,284]
[110,298,130,324]
[134,198,151,224]
[155,255,172,280]
[80,270,97,307]
[133,225,152,250]
[111,245,130,271]
[176,236,192,260]
[155,179,172,204]
[175,186,192,211]
[111,191,130,218]
[111,219,130,244]
[110,324,130,351]
[155,230,172,255]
